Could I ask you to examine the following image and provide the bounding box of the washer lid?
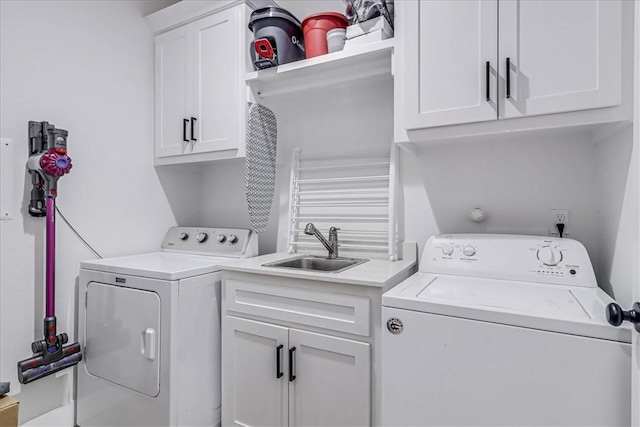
[382,272,632,343]
[420,275,589,320]
[80,252,230,281]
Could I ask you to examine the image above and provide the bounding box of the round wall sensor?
[468,207,487,223]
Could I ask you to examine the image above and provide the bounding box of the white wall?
[200,75,637,306]
[275,0,346,21]
[199,87,636,307]
[200,78,395,255]
[0,0,179,423]
[399,129,637,303]
[0,0,636,424]
[595,125,638,306]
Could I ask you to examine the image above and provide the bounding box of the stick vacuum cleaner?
[17,121,82,384]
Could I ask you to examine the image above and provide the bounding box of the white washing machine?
[382,234,632,426]
[77,227,258,427]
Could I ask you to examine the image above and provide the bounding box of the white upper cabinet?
[404,0,498,129]
[398,0,622,132]
[151,3,248,165]
[190,9,241,154]
[155,25,191,158]
[499,0,621,119]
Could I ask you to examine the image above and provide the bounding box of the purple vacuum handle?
[46,198,56,318]
[41,153,71,317]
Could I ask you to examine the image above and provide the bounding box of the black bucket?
[248,7,305,70]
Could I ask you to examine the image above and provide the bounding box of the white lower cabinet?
[224,316,289,427]
[289,328,370,426]
[223,316,371,427]
[222,274,378,426]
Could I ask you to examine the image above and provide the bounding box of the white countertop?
[218,248,418,288]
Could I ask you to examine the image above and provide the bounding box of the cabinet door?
[155,25,192,158]
[499,0,621,119]
[288,329,371,427]
[191,6,242,154]
[403,0,498,129]
[222,316,289,427]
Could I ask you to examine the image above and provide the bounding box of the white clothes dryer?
[77,227,258,427]
[382,234,632,426]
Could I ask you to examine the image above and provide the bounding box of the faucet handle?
[328,227,340,242]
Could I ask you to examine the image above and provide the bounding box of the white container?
[344,29,389,48]
[326,28,346,53]
[346,16,393,39]
[344,16,393,49]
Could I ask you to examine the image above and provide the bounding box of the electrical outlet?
[549,209,570,237]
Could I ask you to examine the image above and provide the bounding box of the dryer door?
[85,282,161,397]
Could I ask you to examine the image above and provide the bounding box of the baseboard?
[21,402,73,427]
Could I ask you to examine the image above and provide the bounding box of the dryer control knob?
[217,234,227,243]
[537,246,562,266]
[462,246,476,257]
[228,234,238,244]
[196,232,208,243]
[442,245,454,256]
[178,232,189,241]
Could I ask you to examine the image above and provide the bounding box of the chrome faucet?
[304,223,339,259]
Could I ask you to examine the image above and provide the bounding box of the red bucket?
[301,12,348,59]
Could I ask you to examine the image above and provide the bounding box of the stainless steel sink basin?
[263,255,368,274]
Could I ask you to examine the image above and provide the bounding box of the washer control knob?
[442,245,454,256]
[178,232,189,241]
[537,246,562,266]
[462,246,476,257]
[217,234,226,243]
[196,232,208,243]
[228,234,238,244]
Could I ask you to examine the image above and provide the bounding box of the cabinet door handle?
[506,57,511,99]
[288,346,296,382]
[485,61,491,101]
[183,119,189,142]
[190,117,197,142]
[276,344,283,379]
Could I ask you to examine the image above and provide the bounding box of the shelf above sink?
[246,38,394,98]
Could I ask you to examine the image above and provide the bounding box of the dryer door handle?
[141,328,156,361]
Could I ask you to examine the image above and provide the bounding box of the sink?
[263,255,369,274]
